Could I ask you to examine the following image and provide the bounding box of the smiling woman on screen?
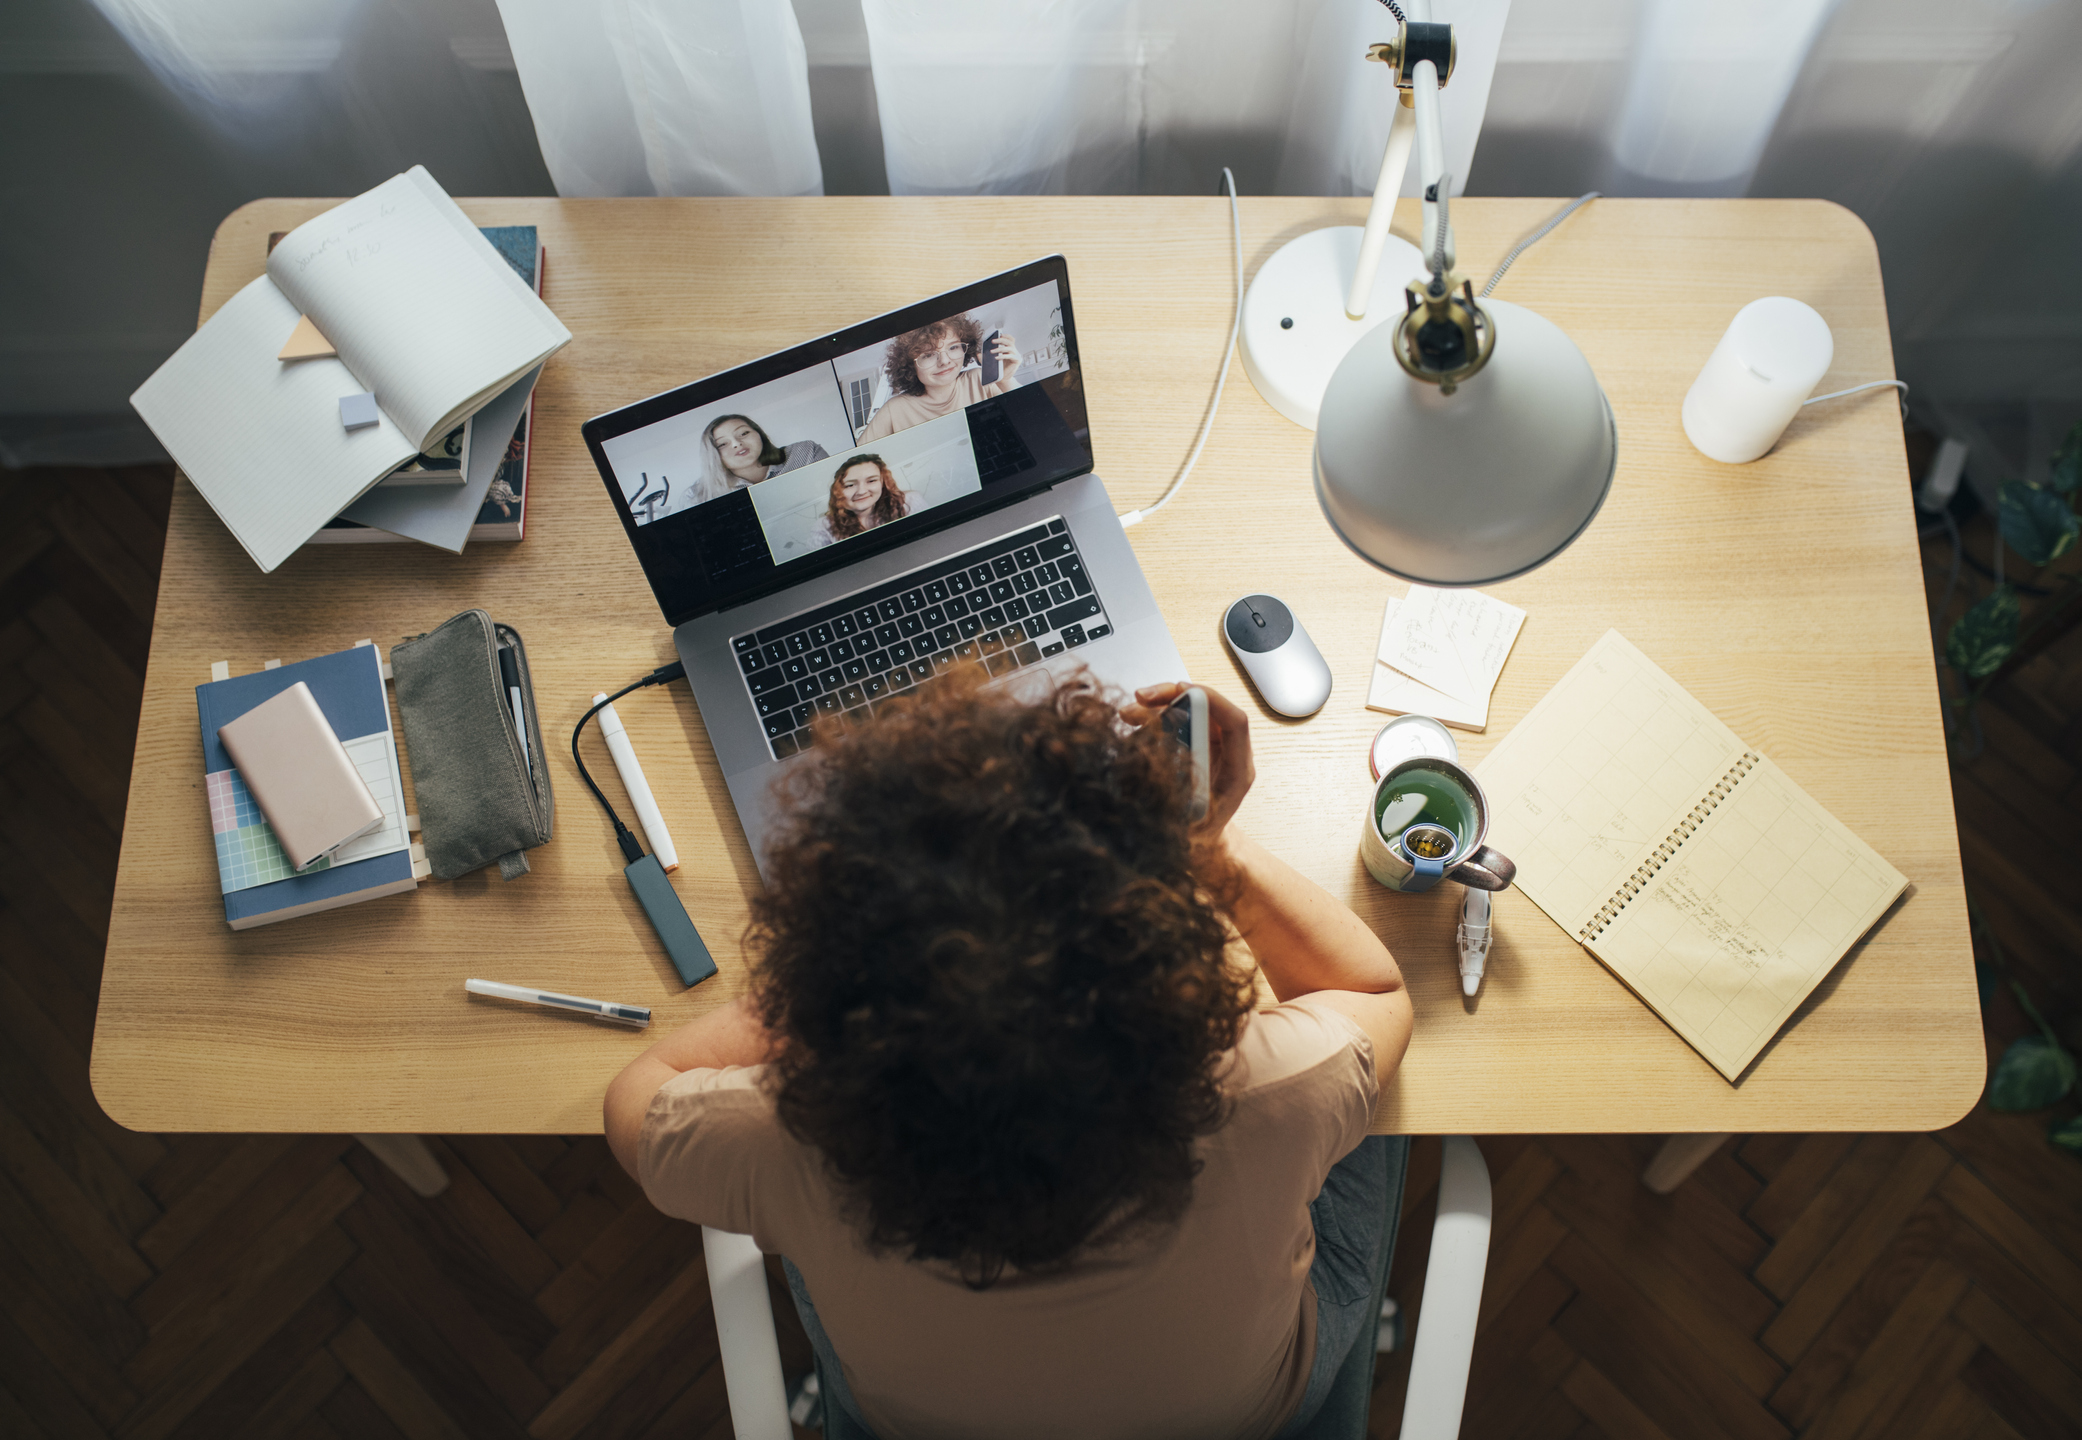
[698,413,828,502]
[816,454,909,546]
[856,315,1020,441]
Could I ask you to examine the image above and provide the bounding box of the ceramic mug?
[1360,756,1516,894]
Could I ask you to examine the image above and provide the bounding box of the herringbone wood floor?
[2,465,2077,1440]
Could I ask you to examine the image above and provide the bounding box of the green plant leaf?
[1987,1034,2078,1111]
[1945,585,2020,679]
[2052,421,2081,495]
[2052,1113,2082,1157]
[1998,482,2079,567]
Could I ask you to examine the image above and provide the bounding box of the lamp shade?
[1314,297,1616,586]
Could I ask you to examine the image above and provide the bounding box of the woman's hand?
[989,332,1021,388]
[1122,681,1255,837]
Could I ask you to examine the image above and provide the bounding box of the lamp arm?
[1412,59,1452,278]
[1344,104,1418,320]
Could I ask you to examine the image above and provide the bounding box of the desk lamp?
[1247,13,1618,587]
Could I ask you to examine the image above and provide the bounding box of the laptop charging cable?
[572,661,718,989]
[1119,166,1242,530]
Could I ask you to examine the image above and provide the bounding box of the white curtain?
[855,0,1510,199]
[27,0,2082,466]
[495,0,824,197]
[1609,0,1839,193]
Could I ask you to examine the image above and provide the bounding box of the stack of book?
[197,644,429,929]
[131,167,568,567]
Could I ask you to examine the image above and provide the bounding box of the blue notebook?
[196,645,420,929]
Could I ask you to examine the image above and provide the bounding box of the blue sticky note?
[339,392,379,430]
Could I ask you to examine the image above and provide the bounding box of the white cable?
[1120,167,1241,529]
[1803,378,1908,411]
[1481,192,1600,297]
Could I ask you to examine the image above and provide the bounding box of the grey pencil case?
[392,609,553,881]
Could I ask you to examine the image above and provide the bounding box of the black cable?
[571,661,685,865]
[1376,0,1405,21]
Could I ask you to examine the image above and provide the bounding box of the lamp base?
[1240,225,1428,430]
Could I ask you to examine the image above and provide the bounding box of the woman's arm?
[603,998,781,1179]
[1123,682,1413,1087]
[1222,826,1413,1085]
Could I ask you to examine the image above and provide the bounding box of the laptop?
[582,255,1186,878]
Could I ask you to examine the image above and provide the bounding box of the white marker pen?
[465,978,651,1027]
[591,692,678,871]
[1456,888,1491,996]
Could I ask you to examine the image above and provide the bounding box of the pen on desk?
[499,645,533,780]
[591,691,678,871]
[465,978,651,1027]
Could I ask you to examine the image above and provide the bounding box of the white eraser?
[339,392,380,430]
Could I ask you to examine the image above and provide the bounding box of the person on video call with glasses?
[602,668,1413,1440]
[815,454,909,547]
[697,413,828,503]
[856,314,1021,442]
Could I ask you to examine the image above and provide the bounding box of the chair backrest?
[701,1227,793,1440]
[1398,1136,1492,1440]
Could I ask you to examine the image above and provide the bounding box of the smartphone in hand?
[978,328,1003,386]
[1161,686,1210,821]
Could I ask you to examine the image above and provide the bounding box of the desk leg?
[356,1134,450,1197]
[1641,1133,1730,1194]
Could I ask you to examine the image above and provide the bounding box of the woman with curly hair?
[815,454,909,546]
[605,670,1413,1440]
[856,312,1021,441]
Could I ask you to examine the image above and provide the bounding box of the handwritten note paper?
[1377,585,1527,705]
[1368,597,1491,729]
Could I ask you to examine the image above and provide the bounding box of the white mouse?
[1222,594,1331,717]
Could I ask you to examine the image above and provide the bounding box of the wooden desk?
[90,197,1983,1139]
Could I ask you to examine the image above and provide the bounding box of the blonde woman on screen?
[856,315,1019,442]
[815,455,909,547]
[698,414,828,502]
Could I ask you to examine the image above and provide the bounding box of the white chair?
[700,1136,1492,1440]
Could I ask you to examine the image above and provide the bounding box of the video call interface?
[598,277,1081,615]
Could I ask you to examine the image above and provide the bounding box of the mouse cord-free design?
[571,660,685,864]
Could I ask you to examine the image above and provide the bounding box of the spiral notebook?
[1476,631,1909,1081]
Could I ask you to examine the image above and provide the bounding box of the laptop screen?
[583,256,1091,626]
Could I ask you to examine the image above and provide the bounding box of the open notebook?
[1476,631,1909,1081]
[131,166,569,572]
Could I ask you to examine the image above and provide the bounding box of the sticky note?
[1368,597,1491,730]
[339,392,379,430]
[1375,584,1526,706]
[278,314,336,360]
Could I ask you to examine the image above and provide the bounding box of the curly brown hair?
[884,313,985,397]
[748,667,1251,1288]
[825,454,909,540]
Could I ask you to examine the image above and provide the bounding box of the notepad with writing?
[1476,631,1909,1081]
[130,167,569,572]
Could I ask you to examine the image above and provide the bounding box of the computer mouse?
[1222,594,1331,717]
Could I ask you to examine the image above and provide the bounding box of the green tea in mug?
[1373,763,1478,858]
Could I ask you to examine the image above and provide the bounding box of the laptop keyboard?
[733,516,1113,760]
